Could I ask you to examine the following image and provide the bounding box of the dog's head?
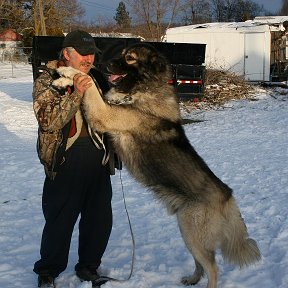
[106,43,171,93]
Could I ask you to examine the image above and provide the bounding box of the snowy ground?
[0,63,287,288]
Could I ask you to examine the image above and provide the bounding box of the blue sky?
[80,0,283,22]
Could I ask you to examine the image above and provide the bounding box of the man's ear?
[63,48,70,61]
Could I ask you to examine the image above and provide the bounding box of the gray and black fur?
[53,43,261,288]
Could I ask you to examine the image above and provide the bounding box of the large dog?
[53,43,261,288]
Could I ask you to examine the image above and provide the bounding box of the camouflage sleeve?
[32,69,82,132]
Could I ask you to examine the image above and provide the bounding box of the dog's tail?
[220,197,261,267]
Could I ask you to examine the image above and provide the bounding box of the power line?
[80,0,116,11]
[79,0,118,20]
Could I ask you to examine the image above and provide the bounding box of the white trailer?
[165,17,288,82]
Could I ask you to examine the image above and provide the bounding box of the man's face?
[64,48,95,74]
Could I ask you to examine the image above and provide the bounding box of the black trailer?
[31,36,206,100]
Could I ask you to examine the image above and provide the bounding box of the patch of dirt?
[180,69,257,112]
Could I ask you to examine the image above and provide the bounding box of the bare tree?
[38,0,85,35]
[209,0,265,22]
[124,0,182,41]
[180,0,212,25]
[233,0,265,21]
[0,1,33,32]
[279,0,288,15]
[0,0,85,36]
[37,0,47,35]
[209,0,226,21]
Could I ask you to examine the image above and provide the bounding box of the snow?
[0,62,288,288]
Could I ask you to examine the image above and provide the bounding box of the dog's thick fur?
[53,43,261,288]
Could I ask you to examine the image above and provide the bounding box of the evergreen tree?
[114,1,131,28]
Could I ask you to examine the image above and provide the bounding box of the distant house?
[0,28,23,41]
[164,16,288,82]
[0,28,25,61]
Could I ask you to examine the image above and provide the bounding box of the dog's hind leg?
[181,246,217,288]
[181,258,204,285]
[177,207,218,288]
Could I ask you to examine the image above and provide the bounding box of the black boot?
[76,266,108,287]
[38,274,55,288]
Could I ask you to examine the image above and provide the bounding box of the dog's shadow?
[181,118,206,125]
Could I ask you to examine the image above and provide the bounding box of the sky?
[80,0,283,23]
[0,62,288,288]
[80,0,121,22]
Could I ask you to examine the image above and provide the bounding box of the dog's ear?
[150,53,168,74]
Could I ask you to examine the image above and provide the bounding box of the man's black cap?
[62,30,101,55]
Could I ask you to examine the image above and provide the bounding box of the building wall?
[165,26,271,81]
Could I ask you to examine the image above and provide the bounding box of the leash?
[95,168,136,286]
[86,76,136,285]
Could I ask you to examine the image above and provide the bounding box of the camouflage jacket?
[32,61,115,179]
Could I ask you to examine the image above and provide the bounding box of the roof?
[64,32,144,40]
[253,16,288,25]
[166,16,288,34]
[0,28,22,41]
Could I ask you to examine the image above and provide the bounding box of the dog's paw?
[181,275,202,286]
[52,77,73,88]
[52,67,84,88]
[57,66,82,79]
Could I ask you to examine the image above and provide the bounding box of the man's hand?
[73,73,92,97]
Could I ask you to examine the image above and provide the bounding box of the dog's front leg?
[52,67,109,133]
[82,84,109,134]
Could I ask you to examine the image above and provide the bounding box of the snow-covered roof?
[64,32,144,40]
[167,16,288,34]
[253,16,288,25]
[249,16,288,31]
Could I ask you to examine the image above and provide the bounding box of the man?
[32,30,113,287]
